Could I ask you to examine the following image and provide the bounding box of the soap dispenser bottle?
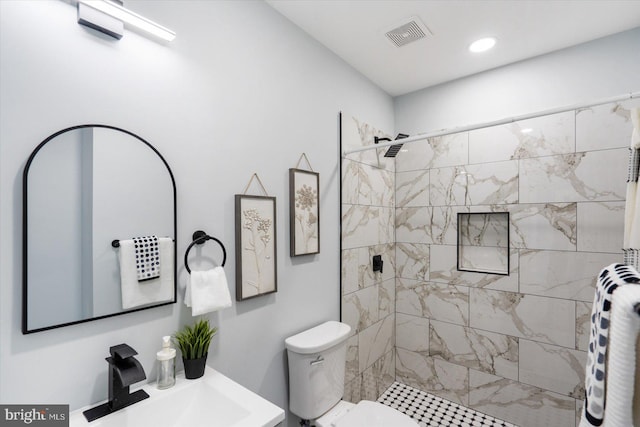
[156,336,176,389]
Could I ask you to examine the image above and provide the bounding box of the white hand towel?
[186,267,232,316]
[119,237,174,309]
[603,284,640,427]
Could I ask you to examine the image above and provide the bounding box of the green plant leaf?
[172,318,218,360]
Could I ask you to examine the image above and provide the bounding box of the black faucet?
[83,344,149,422]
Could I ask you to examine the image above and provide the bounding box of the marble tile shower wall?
[394,100,638,427]
[341,113,397,404]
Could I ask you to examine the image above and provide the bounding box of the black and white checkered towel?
[580,263,640,426]
[133,235,160,282]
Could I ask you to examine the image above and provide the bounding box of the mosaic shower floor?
[377,382,518,427]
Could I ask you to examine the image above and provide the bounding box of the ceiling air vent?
[384,17,431,48]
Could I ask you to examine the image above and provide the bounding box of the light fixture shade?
[78,2,124,39]
[79,0,176,41]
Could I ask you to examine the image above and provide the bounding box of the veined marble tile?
[430,320,518,380]
[378,278,395,319]
[469,111,575,164]
[396,278,469,326]
[508,203,577,250]
[431,206,465,245]
[342,205,394,249]
[345,334,359,382]
[341,158,360,204]
[341,248,360,295]
[342,244,394,295]
[341,113,395,171]
[576,99,640,152]
[362,350,395,400]
[458,245,509,276]
[427,133,469,168]
[519,340,586,398]
[430,160,517,207]
[342,285,378,334]
[576,399,584,427]
[359,314,394,372]
[361,366,378,402]
[344,374,362,404]
[396,313,429,353]
[519,149,627,203]
[575,301,591,352]
[430,244,518,292]
[470,288,575,347]
[520,250,620,302]
[359,163,394,207]
[430,166,468,206]
[396,243,429,281]
[459,211,509,248]
[395,139,431,172]
[368,243,396,284]
[469,369,575,427]
[396,170,429,208]
[396,348,469,406]
[577,201,624,253]
[396,133,469,172]
[396,207,431,243]
[465,160,519,205]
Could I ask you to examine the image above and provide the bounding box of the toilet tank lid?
[285,321,351,354]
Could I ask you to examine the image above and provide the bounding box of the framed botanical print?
[289,168,320,256]
[235,194,277,300]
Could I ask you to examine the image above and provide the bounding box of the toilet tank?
[285,321,351,420]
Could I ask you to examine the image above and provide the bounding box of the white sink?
[69,367,284,427]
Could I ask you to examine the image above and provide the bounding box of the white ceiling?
[265,0,640,97]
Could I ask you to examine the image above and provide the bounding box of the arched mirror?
[23,125,177,334]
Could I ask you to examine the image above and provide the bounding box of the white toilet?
[285,321,418,427]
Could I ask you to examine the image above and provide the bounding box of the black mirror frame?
[22,124,177,334]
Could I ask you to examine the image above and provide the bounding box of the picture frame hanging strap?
[242,173,269,196]
[295,153,314,171]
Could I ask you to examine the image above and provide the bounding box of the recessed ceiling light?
[469,37,496,53]
[521,128,533,134]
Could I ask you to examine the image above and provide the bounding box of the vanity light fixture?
[78,0,176,41]
[469,37,496,53]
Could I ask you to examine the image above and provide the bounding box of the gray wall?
[394,28,640,134]
[0,2,393,426]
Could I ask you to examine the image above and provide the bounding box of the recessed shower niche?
[457,212,510,275]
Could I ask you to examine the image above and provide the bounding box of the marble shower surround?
[393,99,639,427]
[341,113,397,403]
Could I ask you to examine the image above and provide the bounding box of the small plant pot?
[183,354,207,379]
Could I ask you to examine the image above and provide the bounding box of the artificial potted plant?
[173,318,218,379]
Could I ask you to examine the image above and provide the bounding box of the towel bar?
[184,230,227,273]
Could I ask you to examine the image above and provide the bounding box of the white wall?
[394,27,640,134]
[0,1,393,425]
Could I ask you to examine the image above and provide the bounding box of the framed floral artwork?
[235,195,277,300]
[289,168,320,256]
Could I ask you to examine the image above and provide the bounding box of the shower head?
[374,133,410,158]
